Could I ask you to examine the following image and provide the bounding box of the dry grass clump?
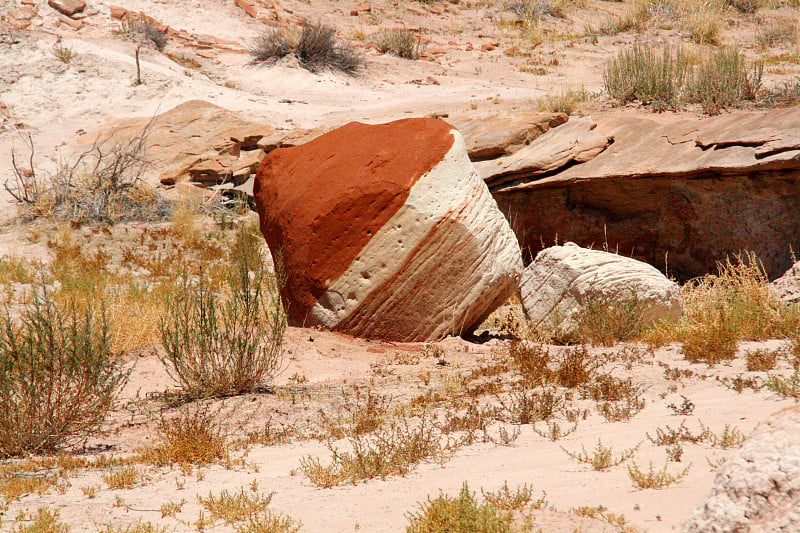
[406,482,515,533]
[534,88,591,114]
[120,19,167,51]
[568,291,649,345]
[627,460,691,489]
[745,348,779,371]
[317,389,389,439]
[373,29,423,59]
[5,131,170,225]
[102,466,142,489]
[159,224,286,399]
[755,19,798,49]
[644,252,799,364]
[0,287,127,458]
[99,521,168,533]
[138,405,227,466]
[250,22,362,74]
[619,0,724,44]
[766,371,800,398]
[501,385,567,424]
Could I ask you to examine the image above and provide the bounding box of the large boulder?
[770,262,800,306]
[519,243,683,336]
[683,406,800,532]
[486,109,800,280]
[253,118,523,341]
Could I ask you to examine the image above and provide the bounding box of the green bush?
[603,44,689,111]
[685,47,762,114]
[0,287,127,457]
[406,482,514,533]
[373,29,422,59]
[159,225,286,399]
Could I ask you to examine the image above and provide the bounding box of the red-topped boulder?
[254,118,523,341]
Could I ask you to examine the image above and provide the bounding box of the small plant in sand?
[555,346,599,388]
[702,423,747,448]
[627,460,691,489]
[373,29,423,59]
[139,404,228,466]
[102,467,142,489]
[198,488,275,524]
[500,385,567,424]
[159,225,286,399]
[532,419,578,441]
[646,421,706,446]
[745,348,779,372]
[766,370,800,399]
[0,285,127,458]
[100,522,168,533]
[406,482,514,533]
[482,481,544,511]
[51,42,74,63]
[12,508,70,533]
[562,438,640,471]
[666,395,695,416]
[120,19,167,51]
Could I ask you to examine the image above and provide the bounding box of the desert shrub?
[5,130,170,224]
[685,47,762,114]
[51,42,74,63]
[603,44,689,111]
[121,19,167,51]
[500,385,566,423]
[620,0,723,43]
[562,438,639,470]
[755,19,797,48]
[250,22,361,74]
[759,79,800,108]
[406,482,514,533]
[159,227,286,399]
[645,252,799,357]
[506,341,552,385]
[250,29,294,63]
[726,0,758,12]
[535,88,591,114]
[627,461,690,488]
[296,22,361,73]
[373,29,422,59]
[0,287,127,457]
[555,346,598,388]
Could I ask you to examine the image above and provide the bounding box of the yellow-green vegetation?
[138,404,228,466]
[627,461,691,489]
[373,29,423,59]
[99,522,168,533]
[11,508,70,533]
[766,371,800,399]
[535,88,592,114]
[562,438,640,471]
[645,253,800,363]
[0,284,128,458]
[615,0,724,44]
[197,488,300,533]
[102,466,142,489]
[406,482,514,533]
[745,348,779,371]
[482,481,544,512]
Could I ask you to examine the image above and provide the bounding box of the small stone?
[109,4,126,18]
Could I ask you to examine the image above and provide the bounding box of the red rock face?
[254,118,457,327]
[253,117,522,341]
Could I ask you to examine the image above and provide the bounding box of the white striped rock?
[519,242,683,337]
[253,118,523,341]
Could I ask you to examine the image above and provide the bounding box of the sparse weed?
[500,385,566,424]
[99,522,168,533]
[647,421,705,446]
[562,439,640,471]
[535,88,591,114]
[597,393,646,422]
[766,371,800,399]
[52,42,74,63]
[667,395,695,416]
[199,488,273,524]
[702,423,747,448]
[569,291,648,345]
[482,481,544,511]
[506,341,552,386]
[627,461,690,489]
[532,419,578,441]
[666,443,684,462]
[406,482,514,533]
[11,508,69,533]
[317,389,389,439]
[746,349,779,371]
[120,19,167,51]
[555,346,598,388]
[250,29,294,63]
[160,500,184,518]
[251,22,361,74]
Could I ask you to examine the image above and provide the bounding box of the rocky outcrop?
[447,111,568,162]
[684,406,800,532]
[485,109,800,280]
[253,118,523,342]
[73,100,299,190]
[48,0,85,17]
[770,262,800,305]
[519,243,683,336]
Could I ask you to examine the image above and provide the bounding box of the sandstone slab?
[448,111,567,161]
[684,406,800,532]
[770,262,800,306]
[254,118,523,341]
[489,108,800,279]
[48,0,85,17]
[519,243,683,337]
